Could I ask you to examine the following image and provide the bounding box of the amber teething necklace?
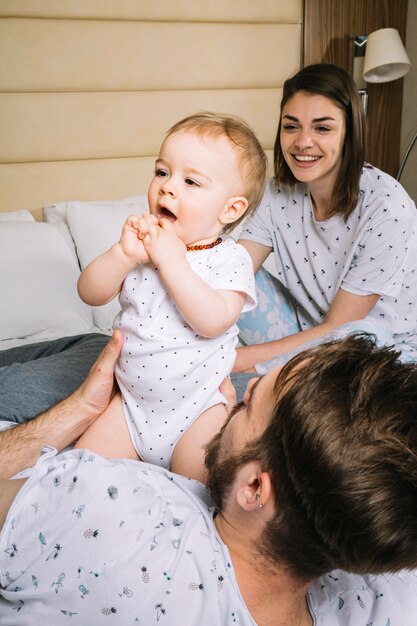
[186,237,222,252]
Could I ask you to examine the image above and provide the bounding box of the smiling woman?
[236,63,417,375]
[280,92,346,220]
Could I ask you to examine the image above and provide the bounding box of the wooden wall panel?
[0,20,300,92]
[0,0,301,23]
[303,0,408,176]
[0,3,302,214]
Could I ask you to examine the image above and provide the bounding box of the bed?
[0,0,302,355]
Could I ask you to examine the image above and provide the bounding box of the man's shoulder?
[308,569,417,625]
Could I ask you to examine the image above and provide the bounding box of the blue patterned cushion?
[237,266,300,346]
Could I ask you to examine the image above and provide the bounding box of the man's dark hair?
[234,334,417,580]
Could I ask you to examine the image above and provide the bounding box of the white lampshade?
[363,28,411,83]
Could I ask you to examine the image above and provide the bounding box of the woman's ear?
[219,196,248,226]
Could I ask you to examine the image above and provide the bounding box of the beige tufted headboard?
[0,0,302,220]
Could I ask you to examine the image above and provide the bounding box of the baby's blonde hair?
[166,111,268,232]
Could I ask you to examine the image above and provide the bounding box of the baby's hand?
[119,213,155,264]
[142,218,186,267]
[136,212,158,241]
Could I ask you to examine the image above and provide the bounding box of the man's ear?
[219,196,248,226]
[236,466,273,512]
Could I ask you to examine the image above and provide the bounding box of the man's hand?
[76,329,123,416]
[0,331,124,479]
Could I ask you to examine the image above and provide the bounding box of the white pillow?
[0,209,35,222]
[45,195,149,332]
[0,222,95,346]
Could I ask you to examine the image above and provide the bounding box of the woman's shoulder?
[361,163,392,183]
[359,165,416,217]
[360,165,414,200]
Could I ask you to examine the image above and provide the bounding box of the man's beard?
[204,403,246,510]
[205,404,285,572]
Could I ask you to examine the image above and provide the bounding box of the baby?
[75,112,267,481]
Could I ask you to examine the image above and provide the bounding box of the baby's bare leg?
[170,403,228,483]
[0,478,27,530]
[74,393,140,460]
